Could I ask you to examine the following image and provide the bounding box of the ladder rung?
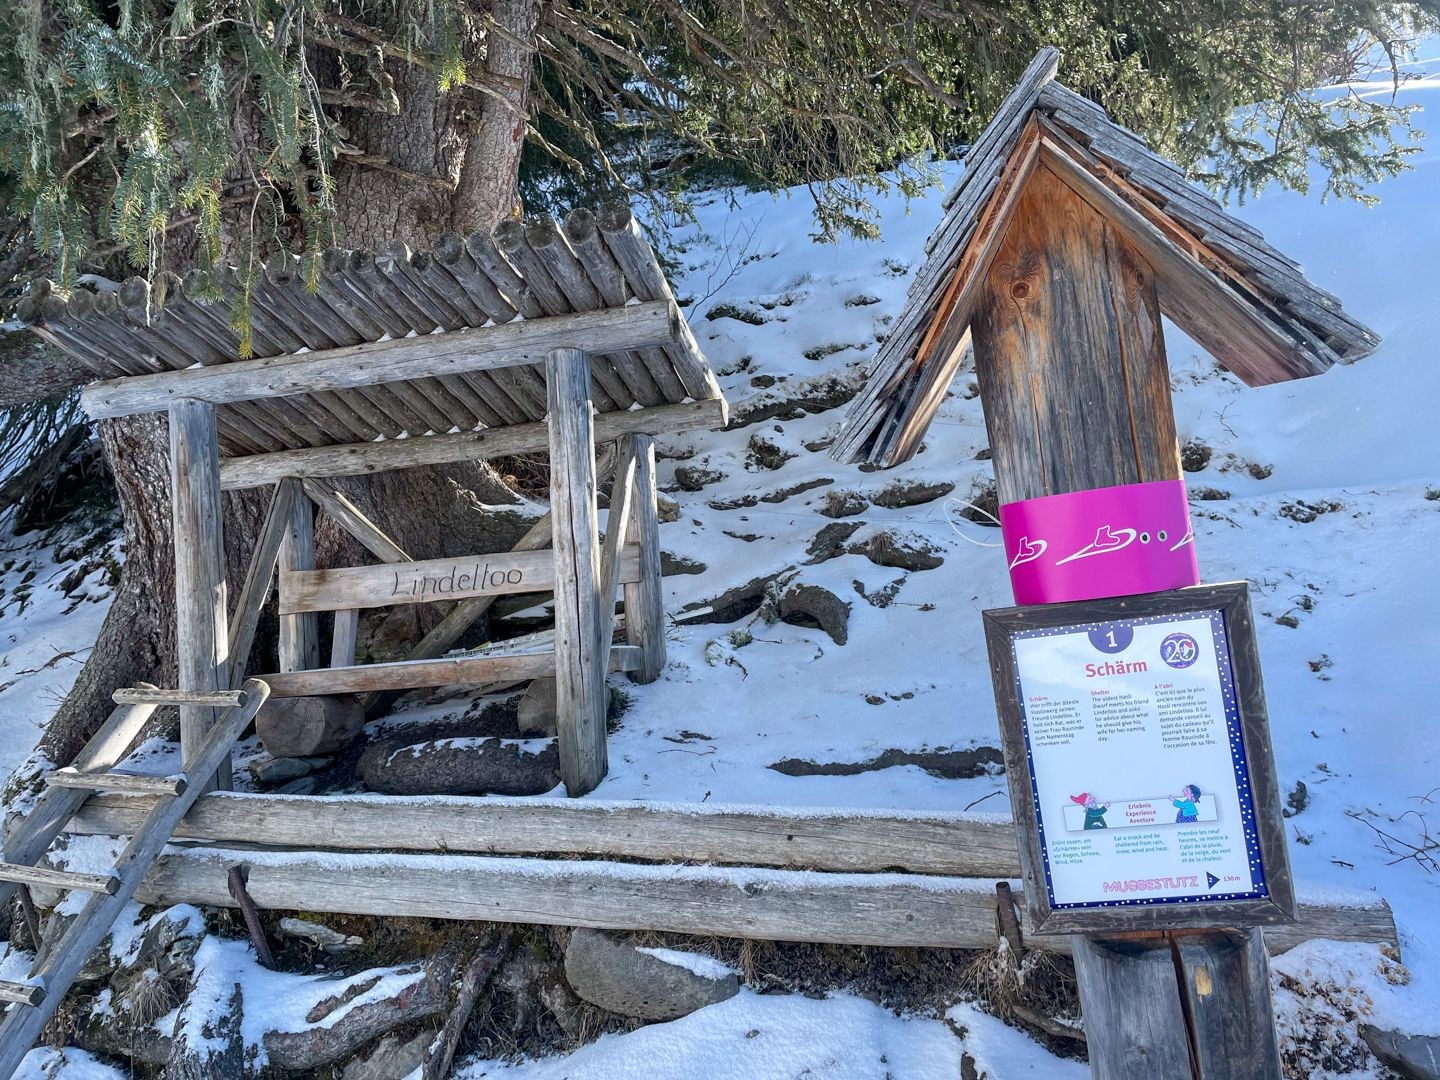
[46,768,188,797]
[111,687,248,708]
[0,862,119,895]
[0,980,45,1007]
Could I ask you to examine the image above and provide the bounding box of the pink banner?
[999,480,1199,605]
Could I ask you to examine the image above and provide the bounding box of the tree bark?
[23,2,543,780]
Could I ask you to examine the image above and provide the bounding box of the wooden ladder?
[0,679,269,1078]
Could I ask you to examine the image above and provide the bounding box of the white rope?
[943,496,1004,548]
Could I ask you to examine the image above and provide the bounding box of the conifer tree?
[0,0,1431,764]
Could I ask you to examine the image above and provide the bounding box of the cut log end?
[255,695,364,759]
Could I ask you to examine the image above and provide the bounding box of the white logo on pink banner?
[998,480,1200,605]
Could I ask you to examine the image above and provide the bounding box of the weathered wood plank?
[623,435,665,683]
[47,768,188,797]
[547,347,609,796]
[361,512,554,722]
[217,398,728,490]
[598,437,638,653]
[1177,928,1284,1078]
[68,792,1023,876]
[1071,934,1195,1080]
[300,479,411,564]
[279,545,641,614]
[278,492,320,674]
[168,398,231,792]
[227,477,299,687]
[258,645,640,697]
[111,687,248,708]
[0,862,119,896]
[330,609,359,669]
[112,844,1397,956]
[970,162,1176,504]
[78,300,681,419]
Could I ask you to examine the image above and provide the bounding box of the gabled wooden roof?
[17,204,723,459]
[836,48,1381,466]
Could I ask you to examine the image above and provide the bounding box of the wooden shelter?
[16,203,728,804]
[835,47,1380,470]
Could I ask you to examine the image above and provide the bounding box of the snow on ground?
[1,48,1438,1080]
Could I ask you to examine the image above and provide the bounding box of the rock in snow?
[564,928,739,1020]
[340,1028,438,1080]
[1360,1024,1440,1080]
[778,582,851,645]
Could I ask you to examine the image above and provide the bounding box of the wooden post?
[623,434,665,682]
[278,492,320,673]
[971,163,1281,1077]
[169,398,231,792]
[546,347,608,795]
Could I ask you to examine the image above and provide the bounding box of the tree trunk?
[23,2,543,782]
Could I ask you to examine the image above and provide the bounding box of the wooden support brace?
[227,477,298,688]
[278,491,320,674]
[622,434,665,682]
[301,479,411,564]
[546,347,608,796]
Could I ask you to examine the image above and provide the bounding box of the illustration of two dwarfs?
[1070,784,1202,829]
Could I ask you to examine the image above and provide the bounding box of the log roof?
[835,47,1381,467]
[16,204,723,458]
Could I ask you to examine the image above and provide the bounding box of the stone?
[871,479,955,509]
[656,495,681,523]
[517,677,559,736]
[1180,440,1213,472]
[806,521,864,564]
[661,552,707,576]
[359,733,561,796]
[341,1029,438,1080]
[820,490,869,519]
[671,464,725,492]
[280,917,365,954]
[852,530,944,571]
[677,570,792,625]
[276,776,320,795]
[778,584,851,645]
[248,755,326,783]
[1360,1025,1440,1079]
[746,434,796,471]
[563,928,738,1021]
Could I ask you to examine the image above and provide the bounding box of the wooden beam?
[598,437,638,652]
[68,791,1023,876]
[169,398,231,792]
[277,493,320,674]
[258,645,641,697]
[546,347,609,796]
[217,398,728,490]
[1036,132,1321,386]
[623,435,665,683]
[227,478,298,687]
[118,844,1397,955]
[279,545,642,614]
[330,609,359,668]
[300,480,410,564]
[79,300,683,419]
[361,512,555,722]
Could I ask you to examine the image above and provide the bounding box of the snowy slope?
[2,50,1439,1080]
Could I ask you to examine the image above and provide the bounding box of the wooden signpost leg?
[622,434,666,682]
[546,347,608,796]
[972,163,1283,1078]
[169,398,231,792]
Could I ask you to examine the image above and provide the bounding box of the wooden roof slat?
[835,48,1381,466]
[23,207,724,455]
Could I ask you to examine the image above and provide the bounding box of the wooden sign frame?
[982,582,1295,935]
